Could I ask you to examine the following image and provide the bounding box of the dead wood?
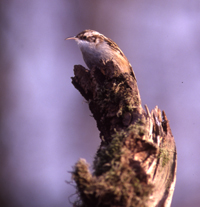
[71,61,177,207]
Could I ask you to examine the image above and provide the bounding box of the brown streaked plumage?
[66,30,135,78]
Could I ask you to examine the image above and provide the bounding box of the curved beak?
[65,36,77,40]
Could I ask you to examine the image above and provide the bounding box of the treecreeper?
[66,30,177,207]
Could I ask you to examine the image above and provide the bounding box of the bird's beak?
[65,36,77,40]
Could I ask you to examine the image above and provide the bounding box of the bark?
[71,61,177,207]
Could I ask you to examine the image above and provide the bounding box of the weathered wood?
[71,61,177,207]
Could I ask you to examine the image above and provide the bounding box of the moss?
[158,148,170,167]
[73,123,153,207]
[73,153,152,207]
[128,118,148,139]
[93,131,125,176]
[94,75,139,119]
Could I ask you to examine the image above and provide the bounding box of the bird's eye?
[82,36,87,40]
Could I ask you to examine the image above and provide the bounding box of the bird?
[66,29,135,78]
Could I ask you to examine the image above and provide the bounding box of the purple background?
[0,1,200,206]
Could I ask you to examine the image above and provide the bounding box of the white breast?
[76,39,130,73]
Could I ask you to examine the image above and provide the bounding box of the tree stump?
[71,61,177,207]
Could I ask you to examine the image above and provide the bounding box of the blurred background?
[0,0,200,206]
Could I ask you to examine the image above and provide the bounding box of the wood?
[71,61,177,207]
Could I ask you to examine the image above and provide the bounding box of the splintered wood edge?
[146,106,177,207]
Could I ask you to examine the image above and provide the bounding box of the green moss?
[73,122,153,207]
[94,76,140,118]
[158,149,170,167]
[73,149,152,207]
[128,118,148,139]
[93,131,125,176]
